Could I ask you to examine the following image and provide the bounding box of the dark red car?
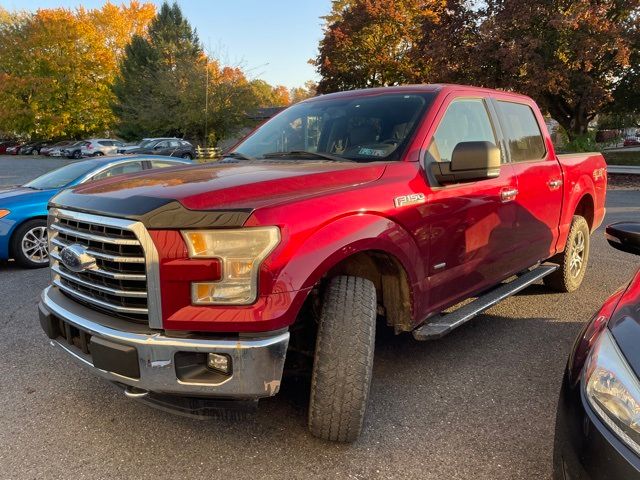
[4,142,24,155]
[0,141,18,154]
[39,84,607,441]
[624,136,640,147]
[554,223,640,479]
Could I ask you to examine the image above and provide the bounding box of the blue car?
[0,155,193,268]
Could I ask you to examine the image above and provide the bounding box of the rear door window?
[497,101,546,162]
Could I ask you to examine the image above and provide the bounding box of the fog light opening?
[207,353,231,375]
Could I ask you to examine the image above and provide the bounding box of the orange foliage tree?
[0,2,155,139]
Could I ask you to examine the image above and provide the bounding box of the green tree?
[113,1,206,140]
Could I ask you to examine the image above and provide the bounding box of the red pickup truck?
[39,84,607,442]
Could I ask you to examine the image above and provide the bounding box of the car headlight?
[181,227,280,305]
[0,209,10,219]
[584,328,640,455]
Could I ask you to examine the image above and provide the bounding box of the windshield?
[24,160,101,189]
[233,93,434,162]
[138,140,155,148]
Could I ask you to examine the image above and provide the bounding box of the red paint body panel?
[64,85,607,333]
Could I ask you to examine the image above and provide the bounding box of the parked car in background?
[41,141,74,156]
[6,142,25,155]
[17,141,36,155]
[20,141,51,155]
[117,138,182,154]
[61,141,88,159]
[81,139,126,157]
[0,155,193,268]
[624,136,640,147]
[0,141,20,154]
[127,138,195,159]
[554,222,640,479]
[117,141,146,154]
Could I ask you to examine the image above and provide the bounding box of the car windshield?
[233,93,435,162]
[138,140,155,148]
[23,160,101,189]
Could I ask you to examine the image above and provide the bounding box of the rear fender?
[557,174,597,252]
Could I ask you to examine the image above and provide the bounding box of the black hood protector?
[49,189,251,229]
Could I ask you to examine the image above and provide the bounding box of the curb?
[607,165,640,175]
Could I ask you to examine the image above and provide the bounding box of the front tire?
[73,150,82,159]
[544,215,590,292]
[182,153,193,160]
[308,275,376,442]
[11,219,49,268]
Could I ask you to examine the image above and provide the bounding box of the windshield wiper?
[222,151,256,161]
[262,151,355,162]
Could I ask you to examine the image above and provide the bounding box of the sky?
[0,0,333,89]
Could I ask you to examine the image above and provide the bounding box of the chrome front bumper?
[39,286,289,399]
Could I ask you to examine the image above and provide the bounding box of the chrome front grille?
[48,208,162,328]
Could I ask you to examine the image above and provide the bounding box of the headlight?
[0,209,10,219]
[181,227,280,305]
[584,329,640,455]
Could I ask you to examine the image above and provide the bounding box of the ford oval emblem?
[59,244,96,273]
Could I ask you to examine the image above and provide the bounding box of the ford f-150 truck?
[39,84,607,442]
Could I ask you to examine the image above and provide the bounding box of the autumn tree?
[316,0,443,93]
[290,81,317,103]
[0,2,155,139]
[114,2,289,144]
[315,0,640,139]
[476,0,640,138]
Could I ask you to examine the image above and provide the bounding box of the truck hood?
[51,161,386,227]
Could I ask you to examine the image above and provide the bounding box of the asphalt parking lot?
[0,156,638,479]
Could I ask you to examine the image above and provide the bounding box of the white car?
[81,139,125,157]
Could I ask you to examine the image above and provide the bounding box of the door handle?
[548,179,563,190]
[500,188,518,202]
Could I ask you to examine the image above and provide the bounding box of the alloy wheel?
[569,230,585,278]
[21,226,49,264]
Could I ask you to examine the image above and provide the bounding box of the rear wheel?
[544,215,590,292]
[11,219,49,268]
[308,275,376,442]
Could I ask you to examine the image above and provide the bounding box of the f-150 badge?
[394,193,426,208]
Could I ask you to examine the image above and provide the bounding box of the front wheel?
[73,150,82,159]
[544,215,590,292]
[308,275,377,442]
[182,153,193,160]
[11,219,49,268]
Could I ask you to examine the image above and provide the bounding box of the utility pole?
[204,61,209,148]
